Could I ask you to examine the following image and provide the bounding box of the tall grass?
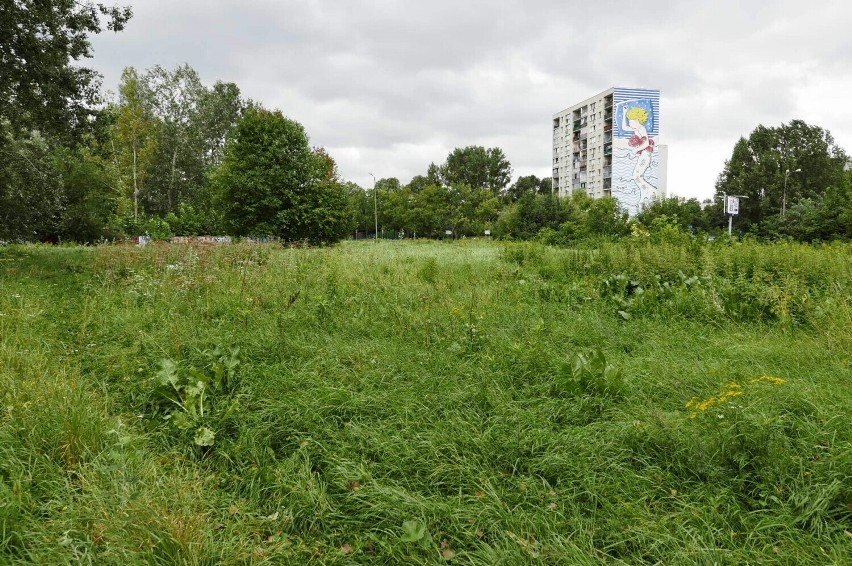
[1,239,849,563]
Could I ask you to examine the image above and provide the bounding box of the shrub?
[150,346,242,450]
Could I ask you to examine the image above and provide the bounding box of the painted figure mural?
[612,88,662,215]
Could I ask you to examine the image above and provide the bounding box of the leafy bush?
[554,348,625,400]
[140,216,172,240]
[417,257,438,284]
[151,346,242,449]
[600,271,708,320]
[499,241,545,267]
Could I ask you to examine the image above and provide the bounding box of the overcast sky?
[89,0,852,201]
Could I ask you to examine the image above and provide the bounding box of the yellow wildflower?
[751,376,786,385]
[719,389,744,401]
[687,375,786,419]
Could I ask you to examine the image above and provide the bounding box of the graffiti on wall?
[612,88,662,215]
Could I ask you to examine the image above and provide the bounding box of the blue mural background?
[614,98,656,139]
[611,87,662,215]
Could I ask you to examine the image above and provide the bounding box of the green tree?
[763,173,852,241]
[189,80,244,219]
[636,196,707,231]
[196,81,244,170]
[379,183,413,235]
[584,196,631,238]
[715,120,848,230]
[53,144,122,242]
[143,64,206,213]
[0,119,63,241]
[213,107,351,243]
[342,181,370,237]
[408,184,451,238]
[113,68,160,226]
[407,174,430,194]
[449,184,500,236]
[495,193,568,240]
[495,192,630,242]
[439,146,512,195]
[507,175,550,202]
[0,0,132,140]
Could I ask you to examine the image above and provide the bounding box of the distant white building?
[552,87,667,215]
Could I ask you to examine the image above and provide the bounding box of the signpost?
[725,195,739,215]
[722,194,747,236]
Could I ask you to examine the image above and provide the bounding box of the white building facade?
[552,87,666,215]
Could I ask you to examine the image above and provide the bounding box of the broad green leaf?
[170,411,192,430]
[401,520,426,543]
[186,380,205,398]
[156,359,180,387]
[194,426,215,446]
[221,399,240,422]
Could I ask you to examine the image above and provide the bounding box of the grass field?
[1,238,850,564]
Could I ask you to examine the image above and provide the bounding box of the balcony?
[604,132,612,143]
[603,144,612,156]
[603,166,612,178]
[603,178,612,190]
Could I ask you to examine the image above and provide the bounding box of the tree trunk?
[132,141,138,223]
[169,147,178,211]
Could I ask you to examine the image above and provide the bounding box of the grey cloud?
[88,0,852,198]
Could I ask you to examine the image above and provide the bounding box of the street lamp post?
[782,168,801,217]
[369,172,377,241]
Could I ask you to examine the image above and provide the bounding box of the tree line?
[1,2,849,244]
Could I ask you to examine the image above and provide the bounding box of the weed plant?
[0,239,849,564]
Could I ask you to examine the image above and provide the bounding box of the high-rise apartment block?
[552,87,666,215]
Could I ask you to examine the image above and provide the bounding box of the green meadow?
[1,239,849,564]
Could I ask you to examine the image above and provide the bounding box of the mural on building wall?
[612,88,662,215]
